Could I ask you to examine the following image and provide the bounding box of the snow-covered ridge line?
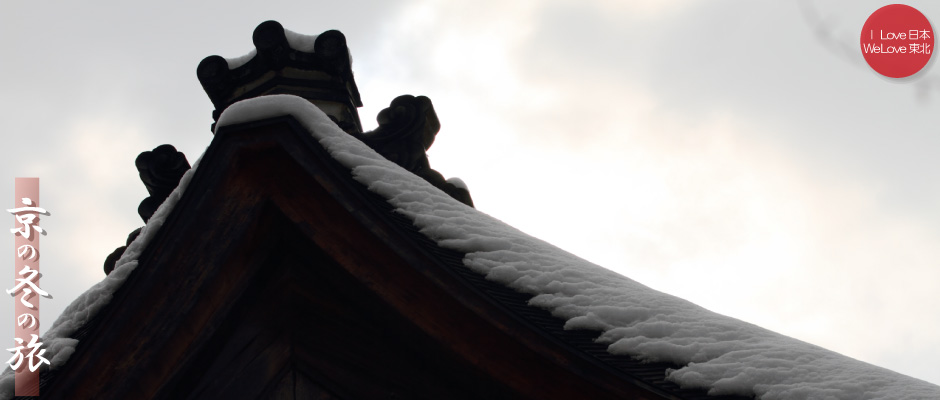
[0,158,200,400]
[6,94,934,400]
[217,95,940,400]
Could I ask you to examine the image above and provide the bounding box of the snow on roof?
[223,28,320,69]
[224,48,256,69]
[4,94,937,399]
[215,95,940,400]
[283,28,318,53]
[0,159,199,399]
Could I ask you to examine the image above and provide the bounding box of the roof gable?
[6,95,938,400]
[26,116,704,399]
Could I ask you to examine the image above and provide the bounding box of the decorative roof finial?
[197,21,363,134]
[197,21,472,207]
[355,95,473,207]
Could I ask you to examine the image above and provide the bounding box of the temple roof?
[2,95,937,399]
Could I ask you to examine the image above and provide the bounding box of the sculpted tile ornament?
[136,145,191,223]
[105,145,189,275]
[106,21,474,275]
[355,95,473,207]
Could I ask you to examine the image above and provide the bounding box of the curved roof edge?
[4,94,937,400]
[214,95,938,400]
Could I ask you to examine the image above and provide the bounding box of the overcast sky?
[2,0,939,387]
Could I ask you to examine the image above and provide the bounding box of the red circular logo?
[860,4,935,78]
